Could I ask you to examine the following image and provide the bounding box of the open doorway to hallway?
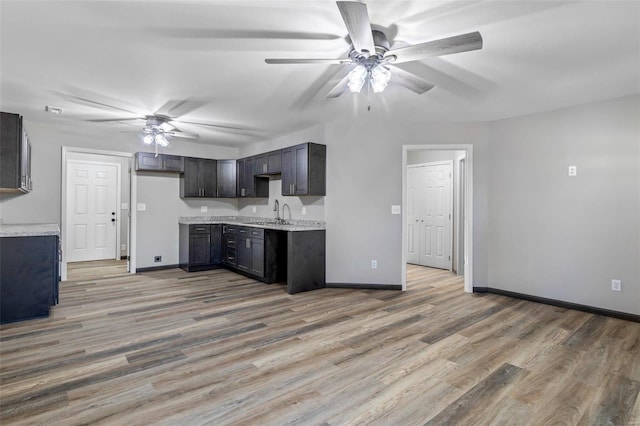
[402,145,473,293]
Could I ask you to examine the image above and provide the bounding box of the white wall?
[323,119,490,286]
[487,94,640,314]
[237,179,325,222]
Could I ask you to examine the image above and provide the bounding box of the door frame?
[65,159,121,263]
[402,145,474,293]
[61,147,136,280]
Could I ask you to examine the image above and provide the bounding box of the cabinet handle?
[246,238,251,248]
[263,164,267,173]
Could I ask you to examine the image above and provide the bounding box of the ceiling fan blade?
[265,58,351,65]
[326,74,350,99]
[169,131,199,139]
[154,100,206,118]
[59,93,140,114]
[385,31,483,64]
[336,1,376,56]
[152,28,342,41]
[390,66,435,94]
[178,120,252,131]
[86,117,143,123]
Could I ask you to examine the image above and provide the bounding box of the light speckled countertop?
[179,216,325,232]
[0,223,60,237]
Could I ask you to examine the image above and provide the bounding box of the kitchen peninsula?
[179,216,325,294]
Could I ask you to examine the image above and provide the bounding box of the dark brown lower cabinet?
[179,224,223,272]
[1,235,59,323]
[223,226,285,283]
[180,224,322,292]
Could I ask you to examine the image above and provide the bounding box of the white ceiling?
[1,0,639,146]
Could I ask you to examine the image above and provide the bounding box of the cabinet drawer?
[249,228,264,239]
[190,225,210,234]
[225,238,236,248]
[237,226,250,236]
[223,225,237,234]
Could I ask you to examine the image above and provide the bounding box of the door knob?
[111,218,116,222]
[111,212,115,215]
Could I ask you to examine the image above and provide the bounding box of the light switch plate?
[201,206,208,213]
[391,205,401,215]
[252,206,257,213]
[302,207,307,216]
[568,165,577,176]
[137,203,146,211]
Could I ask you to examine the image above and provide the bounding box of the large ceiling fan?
[265,1,483,98]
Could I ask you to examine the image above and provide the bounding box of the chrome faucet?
[273,199,280,223]
[282,203,291,223]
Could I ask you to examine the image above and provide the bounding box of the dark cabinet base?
[1,235,59,324]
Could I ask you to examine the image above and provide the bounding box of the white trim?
[402,144,474,293]
[61,147,135,280]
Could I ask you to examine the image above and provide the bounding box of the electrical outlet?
[121,202,129,210]
[302,207,307,216]
[200,206,208,213]
[391,205,401,215]
[252,206,257,213]
[371,260,377,269]
[611,279,622,292]
[154,256,162,263]
[137,203,146,211]
[568,165,577,176]
[121,244,126,252]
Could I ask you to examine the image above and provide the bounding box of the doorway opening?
[402,145,473,293]
[61,147,136,280]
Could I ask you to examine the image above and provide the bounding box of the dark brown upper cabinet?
[135,152,184,172]
[216,159,237,198]
[0,112,31,193]
[254,149,282,175]
[282,143,326,196]
[180,157,217,198]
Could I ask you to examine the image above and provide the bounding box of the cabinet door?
[181,157,201,197]
[210,225,222,264]
[189,232,211,266]
[254,154,268,174]
[237,236,251,272]
[201,159,217,197]
[135,152,163,171]
[244,157,255,196]
[281,147,295,195]
[250,238,264,277]
[236,158,246,196]
[217,160,236,197]
[267,150,282,174]
[162,155,184,172]
[293,144,308,194]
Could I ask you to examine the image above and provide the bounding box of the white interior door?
[406,167,421,264]
[420,163,452,269]
[407,162,453,269]
[66,161,119,262]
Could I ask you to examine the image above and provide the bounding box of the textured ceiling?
[1,0,639,146]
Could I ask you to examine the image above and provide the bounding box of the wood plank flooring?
[1,261,639,425]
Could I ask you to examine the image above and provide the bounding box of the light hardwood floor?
[1,261,639,425]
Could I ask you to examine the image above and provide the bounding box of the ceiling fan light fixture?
[370,65,391,93]
[347,64,367,93]
[155,133,169,147]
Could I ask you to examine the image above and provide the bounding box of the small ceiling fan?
[265,1,483,98]
[60,94,253,152]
